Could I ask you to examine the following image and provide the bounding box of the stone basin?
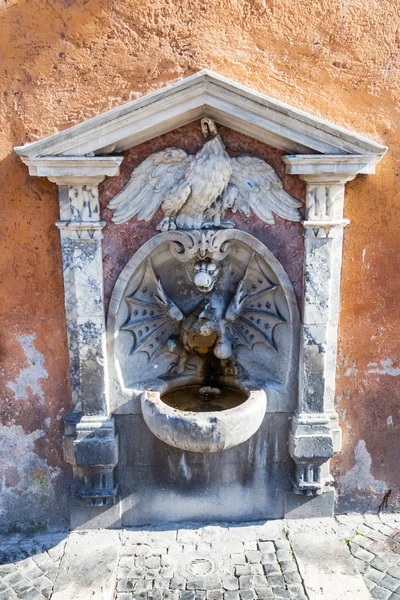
[140,380,267,453]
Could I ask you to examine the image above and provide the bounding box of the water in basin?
[161,385,247,412]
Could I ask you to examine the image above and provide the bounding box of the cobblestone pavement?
[115,528,307,600]
[0,533,67,599]
[338,514,400,600]
[1,515,400,599]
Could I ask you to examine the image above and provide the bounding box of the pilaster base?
[289,412,336,496]
[64,413,119,507]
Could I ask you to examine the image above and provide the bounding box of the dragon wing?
[121,260,183,361]
[228,155,302,223]
[107,148,193,224]
[225,253,286,352]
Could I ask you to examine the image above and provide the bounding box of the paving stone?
[387,566,400,579]
[262,563,280,576]
[243,542,258,552]
[170,577,187,590]
[239,575,253,590]
[134,579,154,592]
[186,578,209,591]
[0,588,18,600]
[4,571,25,587]
[254,588,274,599]
[0,565,16,576]
[371,556,394,573]
[180,593,195,600]
[272,588,290,599]
[222,577,239,591]
[354,535,374,550]
[283,570,301,585]
[279,560,296,574]
[353,547,376,563]
[266,574,284,587]
[388,594,400,600]
[207,591,223,600]
[365,568,386,584]
[371,587,392,600]
[164,591,179,600]
[116,594,133,600]
[354,558,369,574]
[117,579,138,592]
[260,553,276,565]
[136,556,146,568]
[32,574,53,593]
[246,551,262,564]
[235,565,251,577]
[257,542,274,554]
[252,575,268,588]
[11,578,39,595]
[239,590,256,600]
[286,583,306,597]
[160,568,174,578]
[195,592,207,600]
[145,569,162,579]
[225,592,240,600]
[276,550,292,563]
[357,525,386,542]
[275,541,290,551]
[250,565,264,576]
[379,574,400,592]
[379,526,395,537]
[231,554,246,565]
[14,588,43,600]
[145,556,161,569]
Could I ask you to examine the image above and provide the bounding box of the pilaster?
[283,155,378,497]
[23,157,123,506]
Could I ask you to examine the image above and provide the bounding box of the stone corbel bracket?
[283,154,382,497]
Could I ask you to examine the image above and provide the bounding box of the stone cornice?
[20,156,123,181]
[14,70,387,159]
[283,154,381,182]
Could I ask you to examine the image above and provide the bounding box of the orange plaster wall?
[0,0,399,529]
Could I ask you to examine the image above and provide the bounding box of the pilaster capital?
[19,156,123,185]
[283,153,380,184]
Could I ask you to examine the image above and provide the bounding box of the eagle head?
[201,118,218,139]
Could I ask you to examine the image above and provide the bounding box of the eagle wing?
[228,155,302,223]
[225,253,286,353]
[107,148,193,224]
[121,260,183,361]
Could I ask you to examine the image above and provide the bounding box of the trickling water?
[161,384,247,412]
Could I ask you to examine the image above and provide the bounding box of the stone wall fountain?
[108,228,299,454]
[14,71,386,527]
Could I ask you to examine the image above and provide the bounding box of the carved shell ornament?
[107,118,302,230]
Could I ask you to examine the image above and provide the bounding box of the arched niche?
[107,229,300,416]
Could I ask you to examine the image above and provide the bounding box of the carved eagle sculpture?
[107,119,302,230]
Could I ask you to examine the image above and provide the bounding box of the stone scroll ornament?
[107,119,302,230]
[121,231,287,376]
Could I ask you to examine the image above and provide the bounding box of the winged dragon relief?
[122,250,286,377]
[107,118,302,230]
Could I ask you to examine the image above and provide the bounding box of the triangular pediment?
[15,70,386,160]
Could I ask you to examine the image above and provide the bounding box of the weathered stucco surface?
[0,0,399,530]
